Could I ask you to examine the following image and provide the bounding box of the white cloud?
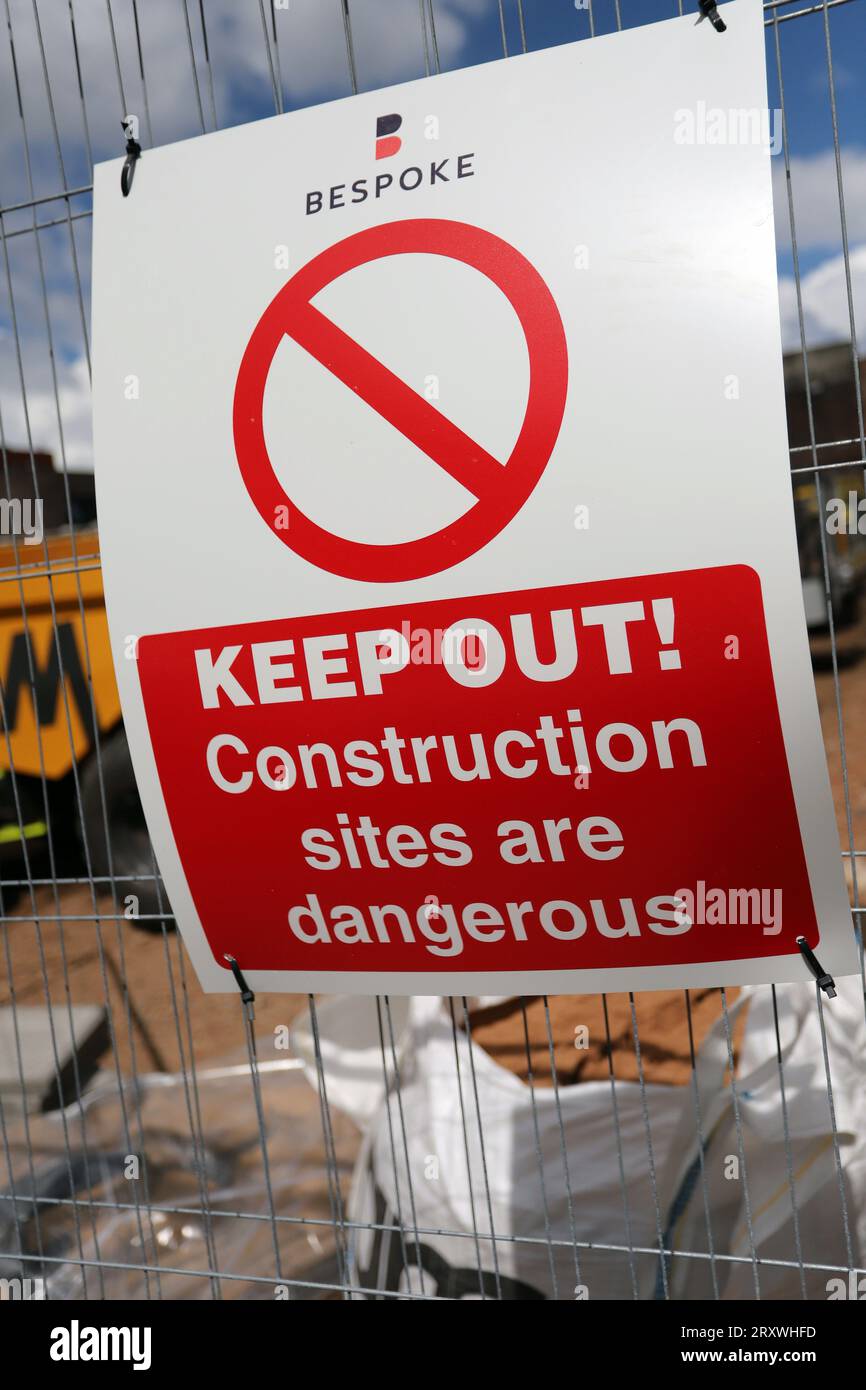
[773,146,866,254]
[278,0,472,97]
[778,243,866,351]
[0,353,92,471]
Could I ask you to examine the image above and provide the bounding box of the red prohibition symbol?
[233,218,568,583]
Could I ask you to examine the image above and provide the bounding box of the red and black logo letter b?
[376,114,402,160]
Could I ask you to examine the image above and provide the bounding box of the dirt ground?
[809,614,866,891]
[2,619,864,1088]
[0,887,306,1077]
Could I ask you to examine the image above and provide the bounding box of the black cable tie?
[796,936,837,1000]
[121,117,142,198]
[224,954,256,1018]
[697,1,727,32]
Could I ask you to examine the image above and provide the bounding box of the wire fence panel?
[0,0,864,1302]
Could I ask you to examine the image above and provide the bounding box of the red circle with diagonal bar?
[233,218,568,582]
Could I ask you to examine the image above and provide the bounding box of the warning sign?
[93,0,855,993]
[139,566,820,982]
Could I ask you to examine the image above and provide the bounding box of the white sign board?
[92,0,855,995]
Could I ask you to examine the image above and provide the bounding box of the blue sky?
[0,0,864,470]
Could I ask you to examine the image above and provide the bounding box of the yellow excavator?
[0,519,166,928]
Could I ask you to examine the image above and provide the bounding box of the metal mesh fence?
[0,0,864,1301]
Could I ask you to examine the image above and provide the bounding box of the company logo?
[376,113,402,160]
[305,154,475,216]
[305,112,476,215]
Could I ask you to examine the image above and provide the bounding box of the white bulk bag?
[291,980,865,1300]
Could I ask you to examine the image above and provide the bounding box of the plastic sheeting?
[0,1054,359,1300]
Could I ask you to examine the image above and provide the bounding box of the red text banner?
[137,565,817,978]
